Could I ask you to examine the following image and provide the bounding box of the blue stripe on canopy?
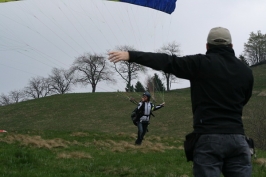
[116,0,177,14]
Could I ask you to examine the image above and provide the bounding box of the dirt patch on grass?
[254,158,266,165]
[0,134,72,149]
[258,91,266,96]
[70,132,89,137]
[99,166,137,176]
[0,132,179,154]
[146,135,162,142]
[57,151,92,159]
[177,146,184,150]
[93,138,177,153]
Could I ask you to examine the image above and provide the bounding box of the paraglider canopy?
[1,1,177,14]
[109,0,177,14]
[0,130,7,133]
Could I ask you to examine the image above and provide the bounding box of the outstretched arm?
[109,50,201,80]
[153,102,165,111]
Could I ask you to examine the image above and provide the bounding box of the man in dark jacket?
[108,27,253,177]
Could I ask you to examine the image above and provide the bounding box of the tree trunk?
[92,84,96,93]
[166,74,170,91]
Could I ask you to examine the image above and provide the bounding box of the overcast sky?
[1,0,266,94]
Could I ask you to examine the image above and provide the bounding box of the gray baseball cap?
[207,27,232,45]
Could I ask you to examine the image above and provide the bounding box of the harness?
[131,102,155,126]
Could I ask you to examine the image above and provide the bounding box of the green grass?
[1,130,266,177]
[251,63,266,91]
[0,64,266,176]
[0,130,190,177]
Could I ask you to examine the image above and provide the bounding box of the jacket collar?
[206,46,235,56]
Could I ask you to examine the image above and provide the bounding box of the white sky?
[1,0,266,94]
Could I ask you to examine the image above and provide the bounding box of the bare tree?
[156,41,181,91]
[48,67,75,94]
[24,76,51,99]
[9,90,25,103]
[0,90,25,106]
[244,30,266,65]
[72,53,115,93]
[112,45,147,92]
[0,93,11,106]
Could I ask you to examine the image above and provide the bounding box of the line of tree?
[242,30,266,66]
[0,73,164,106]
[0,67,76,105]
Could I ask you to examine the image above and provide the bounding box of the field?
[1,64,266,176]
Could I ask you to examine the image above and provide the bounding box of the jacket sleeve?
[152,103,164,111]
[128,51,203,80]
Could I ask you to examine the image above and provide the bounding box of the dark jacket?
[129,46,253,134]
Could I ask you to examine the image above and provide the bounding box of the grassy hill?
[251,62,266,91]
[0,88,193,138]
[0,63,266,177]
[1,63,266,137]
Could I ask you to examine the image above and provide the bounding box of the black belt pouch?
[245,136,255,156]
[184,132,200,162]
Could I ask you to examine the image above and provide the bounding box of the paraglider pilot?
[134,91,165,145]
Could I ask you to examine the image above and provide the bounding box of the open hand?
[108,51,130,63]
